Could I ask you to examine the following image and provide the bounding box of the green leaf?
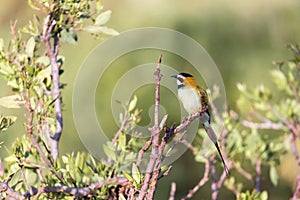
[0,115,17,132]
[122,170,134,183]
[28,0,40,10]
[36,56,50,66]
[95,10,112,26]
[103,142,116,161]
[60,29,78,45]
[26,37,35,57]
[117,132,126,151]
[35,65,51,87]
[4,155,18,163]
[128,95,137,112]
[95,0,103,13]
[0,62,13,77]
[260,191,268,200]
[62,155,69,164]
[25,169,38,185]
[0,38,4,51]
[269,165,278,186]
[9,170,22,187]
[132,163,141,184]
[0,95,24,108]
[271,69,287,90]
[85,26,119,36]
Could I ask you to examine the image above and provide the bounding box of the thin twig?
[181,158,210,200]
[290,133,300,167]
[174,112,201,133]
[233,163,252,181]
[241,120,283,130]
[169,182,177,200]
[10,20,18,39]
[210,157,218,200]
[136,140,152,168]
[0,181,24,199]
[25,92,51,169]
[24,90,64,183]
[158,165,173,180]
[0,177,127,199]
[19,163,30,195]
[291,175,300,200]
[289,82,300,104]
[255,158,261,193]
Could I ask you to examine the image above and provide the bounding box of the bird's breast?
[178,87,201,114]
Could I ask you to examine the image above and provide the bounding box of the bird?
[171,72,229,176]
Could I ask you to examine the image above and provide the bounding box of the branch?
[136,140,152,168]
[289,133,300,168]
[210,157,218,200]
[147,129,168,199]
[174,112,201,133]
[112,112,130,144]
[291,175,300,200]
[0,182,24,200]
[137,54,163,200]
[24,92,52,169]
[210,155,230,200]
[158,165,173,180]
[233,163,252,181]
[181,158,210,200]
[241,120,283,130]
[255,158,261,193]
[136,114,167,168]
[168,182,177,200]
[41,13,63,161]
[154,54,163,128]
[0,177,128,199]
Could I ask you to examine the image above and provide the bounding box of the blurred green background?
[1,0,300,199]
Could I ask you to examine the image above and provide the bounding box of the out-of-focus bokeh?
[1,0,300,199]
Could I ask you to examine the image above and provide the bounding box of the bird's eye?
[177,77,183,83]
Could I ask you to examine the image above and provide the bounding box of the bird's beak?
[171,75,177,79]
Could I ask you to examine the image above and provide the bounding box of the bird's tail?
[203,122,230,176]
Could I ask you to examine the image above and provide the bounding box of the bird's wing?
[196,86,209,107]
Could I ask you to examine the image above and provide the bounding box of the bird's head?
[171,72,198,89]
